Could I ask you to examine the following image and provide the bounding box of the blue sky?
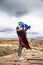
[0,0,43,39]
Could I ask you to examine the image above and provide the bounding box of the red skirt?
[19,36,31,49]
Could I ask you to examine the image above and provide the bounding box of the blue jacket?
[21,23,31,30]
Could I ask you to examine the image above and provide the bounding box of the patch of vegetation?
[0,46,18,57]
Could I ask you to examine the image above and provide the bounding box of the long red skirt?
[19,36,31,49]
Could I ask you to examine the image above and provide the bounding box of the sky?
[0,0,43,39]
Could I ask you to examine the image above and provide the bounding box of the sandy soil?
[0,39,43,65]
[0,49,43,65]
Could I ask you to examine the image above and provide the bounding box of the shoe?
[19,56,24,60]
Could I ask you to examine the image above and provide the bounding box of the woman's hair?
[16,26,20,30]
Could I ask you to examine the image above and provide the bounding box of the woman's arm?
[16,28,23,31]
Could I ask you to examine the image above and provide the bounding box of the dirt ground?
[0,49,43,65]
[0,39,43,65]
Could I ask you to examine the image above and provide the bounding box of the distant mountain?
[37,37,43,38]
[27,32,40,34]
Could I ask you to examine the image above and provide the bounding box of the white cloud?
[0,11,43,39]
[18,12,43,33]
[0,12,18,28]
[0,11,18,39]
[0,0,43,39]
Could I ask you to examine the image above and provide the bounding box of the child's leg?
[18,44,22,58]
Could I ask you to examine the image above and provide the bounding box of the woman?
[16,26,31,60]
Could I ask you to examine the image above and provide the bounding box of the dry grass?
[0,39,43,57]
[0,40,19,56]
[0,46,18,56]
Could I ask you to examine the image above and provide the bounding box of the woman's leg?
[18,44,22,58]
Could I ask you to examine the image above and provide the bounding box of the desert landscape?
[0,38,43,65]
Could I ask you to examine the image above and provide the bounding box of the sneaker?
[19,56,24,60]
